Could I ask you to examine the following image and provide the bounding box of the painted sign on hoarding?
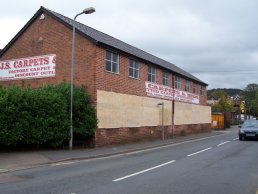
[0,54,56,81]
[145,82,199,104]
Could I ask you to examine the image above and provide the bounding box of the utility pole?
[172,75,175,138]
[158,102,165,140]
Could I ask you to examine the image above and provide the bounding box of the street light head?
[157,102,164,106]
[83,7,95,14]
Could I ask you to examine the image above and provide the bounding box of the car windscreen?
[242,121,258,128]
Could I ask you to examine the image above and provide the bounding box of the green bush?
[0,83,97,148]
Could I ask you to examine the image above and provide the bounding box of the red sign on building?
[145,82,199,104]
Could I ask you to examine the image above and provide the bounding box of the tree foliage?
[241,83,258,117]
[210,90,228,99]
[211,94,233,113]
[208,88,242,98]
[0,83,97,148]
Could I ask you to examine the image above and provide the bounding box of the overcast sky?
[1,0,258,90]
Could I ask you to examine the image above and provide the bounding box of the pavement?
[0,130,226,174]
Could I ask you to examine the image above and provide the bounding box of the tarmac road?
[0,126,258,194]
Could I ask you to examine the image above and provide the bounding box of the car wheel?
[239,135,243,141]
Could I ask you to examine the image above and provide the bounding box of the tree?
[211,95,233,113]
[254,92,258,117]
[211,90,228,99]
[242,83,258,117]
[207,88,242,98]
[211,91,233,112]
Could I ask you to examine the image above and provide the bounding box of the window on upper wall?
[185,80,190,92]
[193,83,197,94]
[129,59,139,79]
[163,71,169,86]
[148,66,156,83]
[175,76,181,89]
[105,50,119,74]
[200,85,205,96]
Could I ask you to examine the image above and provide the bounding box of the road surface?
[1,126,258,194]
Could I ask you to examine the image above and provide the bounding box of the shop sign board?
[0,54,56,81]
[145,82,199,104]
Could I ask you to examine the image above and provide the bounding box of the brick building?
[0,7,211,147]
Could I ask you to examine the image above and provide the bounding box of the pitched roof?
[0,6,207,86]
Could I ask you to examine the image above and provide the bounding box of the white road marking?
[113,160,176,182]
[217,141,231,147]
[187,147,212,157]
[233,138,239,141]
[51,161,75,166]
[0,169,8,173]
[111,134,224,159]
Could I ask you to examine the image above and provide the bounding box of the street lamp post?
[172,75,175,138]
[158,102,165,140]
[70,7,95,150]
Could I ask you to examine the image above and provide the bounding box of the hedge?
[0,83,97,148]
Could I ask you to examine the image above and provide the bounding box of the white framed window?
[185,80,190,92]
[163,71,169,86]
[129,59,139,79]
[105,50,119,74]
[193,83,197,94]
[148,66,156,82]
[175,76,181,89]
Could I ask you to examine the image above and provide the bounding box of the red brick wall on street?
[94,126,171,147]
[94,123,211,147]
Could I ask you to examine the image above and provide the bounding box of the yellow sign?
[240,101,245,111]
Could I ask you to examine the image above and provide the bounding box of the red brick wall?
[95,50,145,97]
[0,11,98,103]
[94,126,166,147]
[94,48,207,105]
[94,123,211,147]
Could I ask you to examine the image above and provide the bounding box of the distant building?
[207,96,219,105]
[230,94,241,105]
[0,7,211,147]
